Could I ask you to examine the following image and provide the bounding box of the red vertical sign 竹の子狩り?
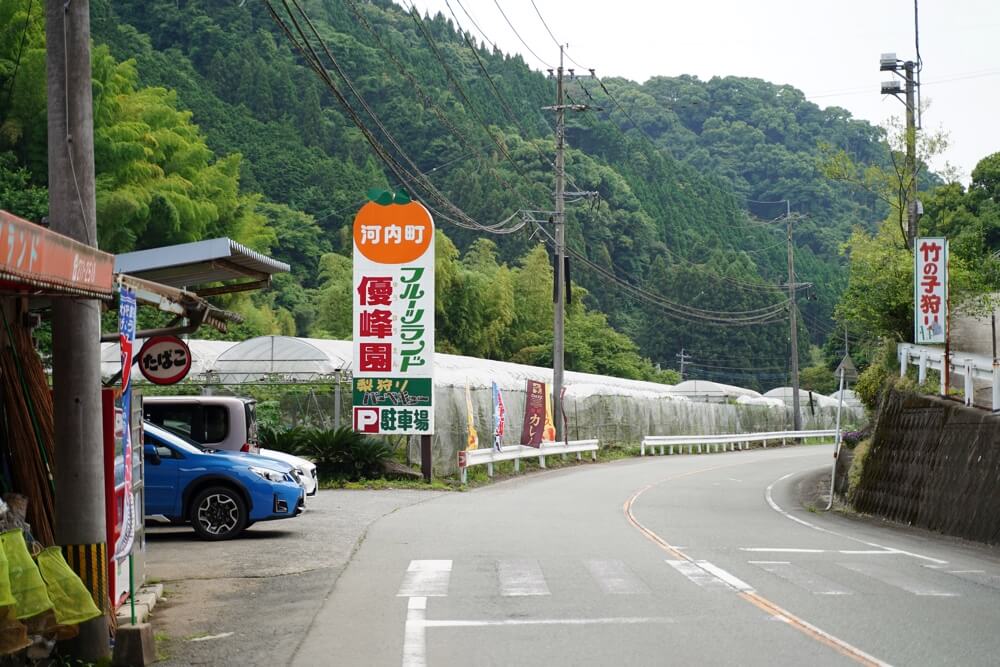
[914,237,948,345]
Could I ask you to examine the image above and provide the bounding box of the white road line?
[751,561,854,596]
[741,547,827,553]
[402,597,427,667]
[397,560,453,597]
[696,561,755,592]
[740,548,896,555]
[765,472,948,565]
[585,559,650,595]
[666,559,731,589]
[422,617,676,628]
[497,559,550,597]
[189,632,234,642]
[941,569,1000,591]
[839,562,958,597]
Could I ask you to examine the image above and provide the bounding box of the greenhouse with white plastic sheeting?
[100,335,864,474]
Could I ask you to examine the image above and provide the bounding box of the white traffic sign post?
[826,354,858,510]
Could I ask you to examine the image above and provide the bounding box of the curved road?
[294,447,1000,666]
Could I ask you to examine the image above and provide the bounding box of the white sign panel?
[914,237,948,345]
[352,194,435,435]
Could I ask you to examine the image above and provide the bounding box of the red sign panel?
[520,380,547,447]
[0,210,114,298]
[137,336,192,385]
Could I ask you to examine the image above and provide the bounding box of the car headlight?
[250,466,288,483]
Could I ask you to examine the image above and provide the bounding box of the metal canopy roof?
[114,237,290,294]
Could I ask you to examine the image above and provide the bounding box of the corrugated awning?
[0,210,114,299]
[114,237,290,295]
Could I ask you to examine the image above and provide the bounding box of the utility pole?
[785,203,802,433]
[879,53,920,250]
[46,0,110,659]
[904,60,918,250]
[675,348,690,380]
[542,48,595,441]
[553,45,567,441]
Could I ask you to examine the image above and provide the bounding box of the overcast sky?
[402,0,999,184]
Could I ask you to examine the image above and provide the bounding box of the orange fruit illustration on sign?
[353,191,433,265]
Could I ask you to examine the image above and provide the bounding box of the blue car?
[143,421,304,540]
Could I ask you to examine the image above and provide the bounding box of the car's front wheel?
[190,486,248,540]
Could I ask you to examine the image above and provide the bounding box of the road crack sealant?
[623,456,892,667]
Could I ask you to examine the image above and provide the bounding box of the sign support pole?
[421,435,432,483]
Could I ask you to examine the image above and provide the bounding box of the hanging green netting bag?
[1,530,52,620]
[36,547,101,626]
[0,536,16,609]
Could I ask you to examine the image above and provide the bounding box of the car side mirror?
[144,444,161,466]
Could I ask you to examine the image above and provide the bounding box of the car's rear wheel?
[190,486,247,540]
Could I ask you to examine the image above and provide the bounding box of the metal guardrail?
[898,343,999,410]
[458,440,599,483]
[640,429,837,456]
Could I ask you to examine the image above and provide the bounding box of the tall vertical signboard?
[914,237,948,345]
[115,285,136,563]
[352,191,435,435]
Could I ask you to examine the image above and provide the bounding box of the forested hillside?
[0,0,903,389]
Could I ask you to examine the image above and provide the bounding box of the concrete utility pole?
[675,348,690,380]
[46,0,110,659]
[904,60,918,250]
[785,204,802,433]
[542,50,596,441]
[553,45,566,441]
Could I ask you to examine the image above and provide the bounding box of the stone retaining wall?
[852,390,1000,545]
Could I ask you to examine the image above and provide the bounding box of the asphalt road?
[147,489,446,666]
[291,447,1000,667]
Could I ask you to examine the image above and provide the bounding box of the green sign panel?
[352,377,433,407]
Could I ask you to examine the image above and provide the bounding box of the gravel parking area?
[145,489,446,666]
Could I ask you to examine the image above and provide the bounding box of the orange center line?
[623,461,890,667]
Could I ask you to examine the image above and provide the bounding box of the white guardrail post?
[639,430,838,457]
[458,440,600,484]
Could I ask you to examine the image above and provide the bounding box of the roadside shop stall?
[0,211,287,658]
[0,210,114,654]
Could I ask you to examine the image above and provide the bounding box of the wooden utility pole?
[45,0,110,659]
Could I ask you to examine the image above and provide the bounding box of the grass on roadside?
[154,631,171,662]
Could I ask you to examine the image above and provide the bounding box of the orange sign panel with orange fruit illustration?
[352,190,435,436]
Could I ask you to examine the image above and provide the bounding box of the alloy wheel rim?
[196,494,239,535]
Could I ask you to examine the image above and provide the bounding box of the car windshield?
[144,422,205,455]
[154,422,217,451]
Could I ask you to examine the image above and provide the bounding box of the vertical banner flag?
[542,384,556,443]
[520,380,546,447]
[465,382,478,450]
[559,385,568,444]
[492,381,506,451]
[114,285,137,562]
[352,191,435,435]
[914,237,948,345]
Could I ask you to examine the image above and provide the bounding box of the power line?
[441,0,592,197]
[531,221,790,326]
[343,0,521,194]
[526,0,591,71]
[267,0,528,236]
[491,0,553,69]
